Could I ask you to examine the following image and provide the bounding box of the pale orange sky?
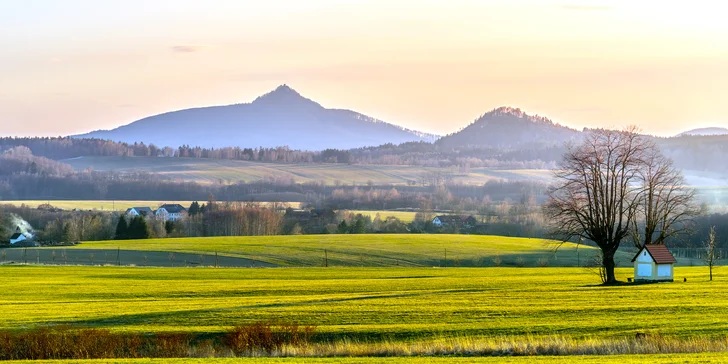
[1,0,727,137]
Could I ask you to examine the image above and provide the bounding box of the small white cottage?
[9,227,27,245]
[631,244,676,282]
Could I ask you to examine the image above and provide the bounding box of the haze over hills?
[677,127,728,136]
[436,107,580,149]
[74,85,437,150]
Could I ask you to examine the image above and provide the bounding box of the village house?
[155,204,188,221]
[432,215,477,229]
[125,207,154,217]
[9,227,27,245]
[632,244,676,282]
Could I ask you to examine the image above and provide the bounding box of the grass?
[5,354,728,363]
[61,156,549,185]
[0,200,301,211]
[70,234,616,267]
[0,265,725,340]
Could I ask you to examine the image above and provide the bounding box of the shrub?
[225,322,316,355]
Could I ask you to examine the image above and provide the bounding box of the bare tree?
[704,226,718,281]
[545,128,648,284]
[630,142,699,247]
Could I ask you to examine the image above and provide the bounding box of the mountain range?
[75,85,727,153]
[75,85,437,150]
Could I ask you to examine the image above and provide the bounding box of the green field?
[61,156,550,185]
[0,266,726,339]
[70,234,615,267]
[2,235,722,361]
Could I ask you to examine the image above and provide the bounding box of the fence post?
[117,247,120,266]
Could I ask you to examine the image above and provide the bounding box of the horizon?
[2,0,728,137]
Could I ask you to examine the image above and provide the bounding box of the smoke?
[9,213,34,238]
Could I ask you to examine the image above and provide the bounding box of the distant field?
[343,210,418,222]
[0,200,301,211]
[61,156,548,185]
[70,234,623,268]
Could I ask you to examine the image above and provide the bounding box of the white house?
[9,227,27,245]
[155,204,187,221]
[632,244,676,282]
[432,215,477,228]
[125,207,154,217]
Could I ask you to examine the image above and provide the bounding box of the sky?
[1,0,727,137]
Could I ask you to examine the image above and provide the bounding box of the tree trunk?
[602,249,617,284]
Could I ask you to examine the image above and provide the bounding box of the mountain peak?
[485,106,555,125]
[252,84,315,106]
[273,84,298,94]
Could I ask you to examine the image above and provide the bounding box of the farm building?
[125,207,154,217]
[432,215,477,229]
[155,204,188,221]
[9,227,29,245]
[632,244,676,282]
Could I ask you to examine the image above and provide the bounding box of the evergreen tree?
[165,220,175,235]
[115,215,128,240]
[337,220,348,234]
[352,218,367,234]
[127,216,151,239]
[188,201,200,216]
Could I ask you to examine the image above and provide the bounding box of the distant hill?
[677,127,728,136]
[436,107,580,150]
[74,85,436,150]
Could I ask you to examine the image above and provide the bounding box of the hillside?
[61,155,551,185]
[677,127,728,136]
[74,85,435,150]
[437,107,580,150]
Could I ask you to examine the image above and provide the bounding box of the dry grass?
[276,334,728,357]
[2,326,728,360]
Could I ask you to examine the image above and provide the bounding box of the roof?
[158,204,187,214]
[631,244,677,264]
[434,215,475,223]
[126,207,153,216]
[10,233,23,240]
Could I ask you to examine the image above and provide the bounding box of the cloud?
[171,45,212,53]
[558,4,613,11]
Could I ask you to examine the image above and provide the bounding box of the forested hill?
[436,107,581,150]
[74,85,436,150]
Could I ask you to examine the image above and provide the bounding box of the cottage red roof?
[631,244,676,264]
